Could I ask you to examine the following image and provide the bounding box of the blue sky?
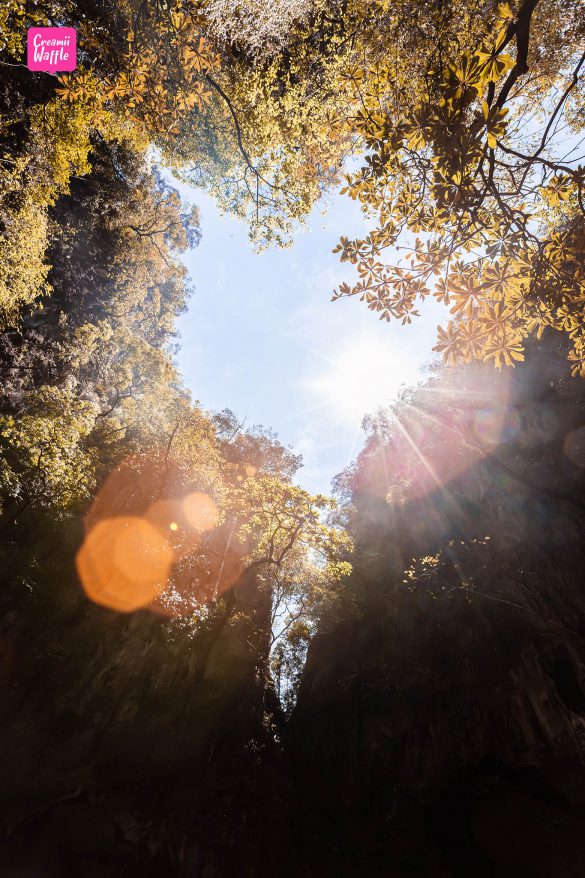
[174,183,446,495]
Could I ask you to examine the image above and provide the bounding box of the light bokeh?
[76,516,174,612]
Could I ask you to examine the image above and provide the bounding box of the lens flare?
[77,452,244,614]
[147,498,182,535]
[183,491,219,532]
[357,368,515,502]
[76,516,174,612]
[518,403,559,448]
[564,426,585,468]
[473,406,520,445]
[145,493,218,534]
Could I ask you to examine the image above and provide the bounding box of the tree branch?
[495,0,540,110]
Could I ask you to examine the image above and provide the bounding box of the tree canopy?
[0,0,583,705]
[0,0,353,660]
[329,0,585,373]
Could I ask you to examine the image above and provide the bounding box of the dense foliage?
[330,0,585,373]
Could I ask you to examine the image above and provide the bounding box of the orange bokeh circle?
[76,516,174,612]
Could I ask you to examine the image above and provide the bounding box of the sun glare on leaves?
[310,334,420,426]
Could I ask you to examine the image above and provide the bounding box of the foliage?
[202,0,316,59]
[0,382,99,513]
[271,618,311,714]
[0,0,360,248]
[167,0,362,246]
[0,1,357,686]
[331,0,585,374]
[229,476,351,577]
[55,7,220,140]
[0,98,94,327]
[0,188,50,326]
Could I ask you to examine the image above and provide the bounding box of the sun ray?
[388,408,475,552]
[389,409,444,493]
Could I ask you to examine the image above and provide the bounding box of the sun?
[310,333,420,426]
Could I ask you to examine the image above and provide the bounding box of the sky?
[174,182,446,495]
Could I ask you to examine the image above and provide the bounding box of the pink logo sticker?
[27,27,76,73]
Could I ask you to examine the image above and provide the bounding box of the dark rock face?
[284,347,585,876]
[0,564,276,877]
[287,568,585,875]
[3,347,585,876]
